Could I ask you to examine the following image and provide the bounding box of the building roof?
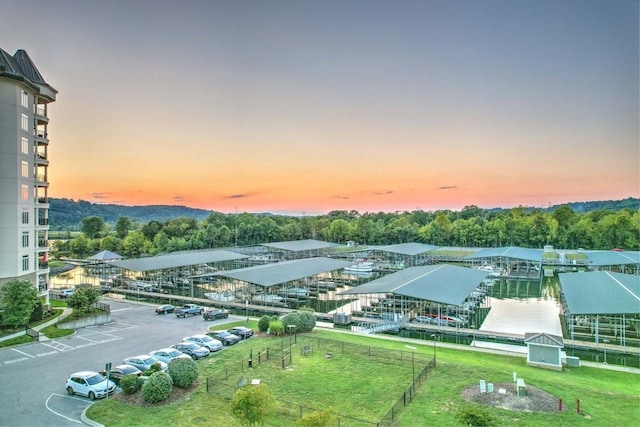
[524,332,564,346]
[89,250,123,261]
[110,250,247,272]
[369,243,439,256]
[0,48,57,95]
[559,271,640,315]
[465,246,543,262]
[339,264,489,306]
[261,239,340,252]
[584,250,640,266]
[211,257,353,287]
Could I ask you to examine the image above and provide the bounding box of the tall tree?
[81,216,105,239]
[115,216,132,239]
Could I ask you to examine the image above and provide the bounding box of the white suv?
[65,371,116,400]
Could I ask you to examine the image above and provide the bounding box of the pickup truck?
[175,304,204,318]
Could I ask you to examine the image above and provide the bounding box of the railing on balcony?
[37,197,48,204]
[38,240,49,248]
[35,106,46,116]
[38,218,49,226]
[38,261,49,270]
[36,174,48,183]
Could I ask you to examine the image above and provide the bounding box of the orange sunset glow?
[3,0,638,215]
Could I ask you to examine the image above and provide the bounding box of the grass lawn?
[87,324,640,427]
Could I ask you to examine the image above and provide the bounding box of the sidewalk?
[0,307,73,343]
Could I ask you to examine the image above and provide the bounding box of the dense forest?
[51,198,640,259]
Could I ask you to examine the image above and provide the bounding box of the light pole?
[405,345,416,380]
[430,334,438,366]
[603,339,609,365]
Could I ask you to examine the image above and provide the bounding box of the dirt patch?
[112,381,199,407]
[461,382,565,413]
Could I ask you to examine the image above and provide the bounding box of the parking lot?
[0,299,241,426]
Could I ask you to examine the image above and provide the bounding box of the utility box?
[333,312,352,325]
[517,378,526,397]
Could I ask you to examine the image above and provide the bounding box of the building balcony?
[34,107,49,124]
[38,218,49,226]
[35,174,49,187]
[38,239,49,248]
[34,132,48,144]
[37,197,49,205]
[35,153,49,166]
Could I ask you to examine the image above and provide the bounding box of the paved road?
[0,300,239,426]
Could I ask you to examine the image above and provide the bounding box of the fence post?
[558,398,562,411]
[576,399,580,414]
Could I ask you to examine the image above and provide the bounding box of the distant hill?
[48,197,639,230]
[49,198,214,230]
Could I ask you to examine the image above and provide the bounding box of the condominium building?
[0,47,57,294]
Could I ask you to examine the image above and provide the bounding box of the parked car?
[171,342,210,360]
[207,330,240,346]
[175,304,204,318]
[51,288,75,299]
[150,347,191,364]
[155,304,175,314]
[100,364,142,385]
[227,326,254,339]
[203,308,229,320]
[123,355,168,372]
[183,334,223,352]
[65,371,116,400]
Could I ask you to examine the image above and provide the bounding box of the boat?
[280,287,309,298]
[252,294,284,304]
[204,291,236,302]
[475,264,501,277]
[344,261,375,273]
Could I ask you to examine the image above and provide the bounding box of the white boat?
[204,291,236,302]
[345,261,375,273]
[252,294,284,304]
[475,264,501,276]
[281,287,309,298]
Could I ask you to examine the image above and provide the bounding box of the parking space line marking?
[41,341,75,351]
[11,348,35,358]
[111,308,132,312]
[45,393,85,424]
[76,336,100,344]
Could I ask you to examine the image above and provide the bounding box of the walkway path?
[0,307,73,343]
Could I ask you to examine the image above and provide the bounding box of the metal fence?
[205,336,433,426]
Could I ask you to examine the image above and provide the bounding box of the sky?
[2,0,638,215]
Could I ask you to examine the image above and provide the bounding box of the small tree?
[231,383,275,426]
[258,315,272,332]
[67,292,89,311]
[0,280,39,327]
[454,404,496,427]
[268,319,284,336]
[298,410,337,427]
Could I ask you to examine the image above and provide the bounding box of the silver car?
[123,354,168,372]
[149,347,191,365]
[183,334,223,352]
[172,342,210,359]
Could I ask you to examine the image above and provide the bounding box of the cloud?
[439,186,458,190]
[372,190,394,196]
[90,192,112,199]
[172,195,185,202]
[333,195,350,200]
[226,194,248,199]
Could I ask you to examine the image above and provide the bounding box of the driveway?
[0,299,237,426]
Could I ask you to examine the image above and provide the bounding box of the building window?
[21,137,29,154]
[21,90,29,108]
[22,255,29,271]
[21,113,29,131]
[21,161,29,178]
[21,184,29,201]
[22,210,29,224]
[22,231,29,248]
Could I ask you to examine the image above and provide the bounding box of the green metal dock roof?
[559,271,640,315]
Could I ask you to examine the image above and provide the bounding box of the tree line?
[53,204,640,259]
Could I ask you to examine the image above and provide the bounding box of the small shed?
[524,332,564,371]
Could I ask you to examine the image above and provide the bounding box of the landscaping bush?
[29,300,44,322]
[168,356,198,388]
[258,315,273,332]
[146,362,163,376]
[141,371,173,403]
[297,311,316,332]
[280,311,301,331]
[268,319,284,336]
[454,403,496,427]
[298,410,337,426]
[120,373,140,395]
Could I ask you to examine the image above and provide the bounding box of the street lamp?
[603,339,609,365]
[430,334,439,366]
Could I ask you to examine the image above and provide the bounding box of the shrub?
[141,371,173,403]
[120,373,140,395]
[258,315,272,332]
[454,403,496,427]
[269,319,284,336]
[29,300,44,322]
[168,356,199,388]
[298,410,337,426]
[280,311,302,332]
[297,311,316,332]
[145,362,163,376]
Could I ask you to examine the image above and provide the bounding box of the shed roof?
[89,250,122,261]
[465,246,543,262]
[339,265,489,306]
[559,271,640,315]
[370,243,439,256]
[110,250,247,272]
[261,239,340,252]
[210,257,352,287]
[524,332,564,346]
[584,250,640,266]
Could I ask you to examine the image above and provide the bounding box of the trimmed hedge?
[120,374,140,395]
[168,357,199,388]
[142,371,173,403]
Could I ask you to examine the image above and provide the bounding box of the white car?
[150,347,191,364]
[183,334,223,352]
[65,371,116,400]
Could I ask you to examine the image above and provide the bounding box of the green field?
[87,324,640,426]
